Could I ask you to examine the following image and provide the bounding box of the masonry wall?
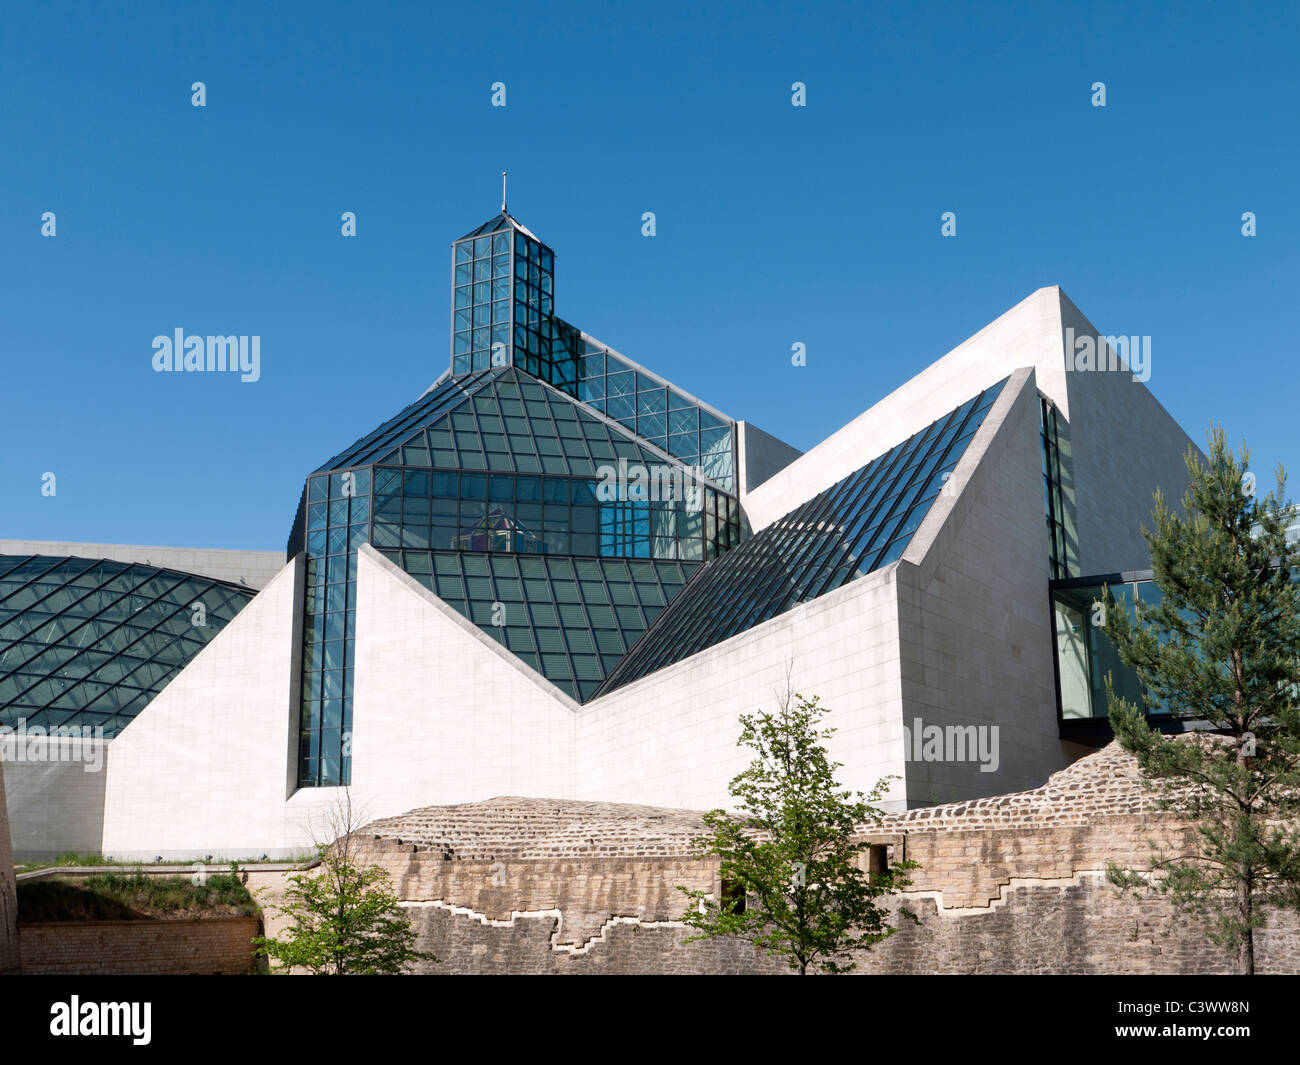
[18,916,261,975]
[362,816,1300,975]
[396,883,1300,975]
[0,760,18,974]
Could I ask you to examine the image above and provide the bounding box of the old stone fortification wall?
[348,744,1300,974]
[0,761,18,974]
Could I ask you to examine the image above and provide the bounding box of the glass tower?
[289,210,741,788]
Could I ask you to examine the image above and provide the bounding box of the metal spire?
[501,170,507,214]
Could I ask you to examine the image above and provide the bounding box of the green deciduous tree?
[680,690,917,974]
[254,791,435,975]
[1104,427,1300,974]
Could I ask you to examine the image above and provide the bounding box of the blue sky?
[2,0,1296,551]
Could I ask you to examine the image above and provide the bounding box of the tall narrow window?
[1040,397,1068,579]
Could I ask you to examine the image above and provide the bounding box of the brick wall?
[18,916,261,975]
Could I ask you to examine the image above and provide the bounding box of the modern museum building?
[1,208,1213,859]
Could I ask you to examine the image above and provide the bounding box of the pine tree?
[1103,426,1300,974]
[679,691,916,974]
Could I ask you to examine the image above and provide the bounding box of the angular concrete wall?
[3,756,106,862]
[347,547,580,816]
[577,565,908,811]
[101,557,332,860]
[736,421,802,496]
[1056,292,1197,573]
[895,369,1069,803]
[743,287,1070,532]
[741,286,1197,574]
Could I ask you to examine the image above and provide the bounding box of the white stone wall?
[3,757,107,860]
[0,539,284,590]
[894,369,1070,802]
[742,287,1069,531]
[100,556,333,860]
[576,567,909,812]
[740,285,1195,558]
[346,547,579,818]
[99,546,586,859]
[1056,292,1197,573]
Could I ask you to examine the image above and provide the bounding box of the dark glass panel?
[0,559,254,736]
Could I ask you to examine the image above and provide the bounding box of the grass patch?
[15,851,314,874]
[14,851,122,874]
[18,869,261,922]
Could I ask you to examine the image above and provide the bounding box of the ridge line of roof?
[576,327,735,428]
[524,370,735,496]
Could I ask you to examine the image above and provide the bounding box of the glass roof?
[293,363,744,784]
[0,555,254,735]
[376,367,699,478]
[455,210,541,243]
[445,210,738,492]
[595,379,1009,695]
[312,366,726,490]
[380,549,699,702]
[555,334,737,492]
[313,369,500,473]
